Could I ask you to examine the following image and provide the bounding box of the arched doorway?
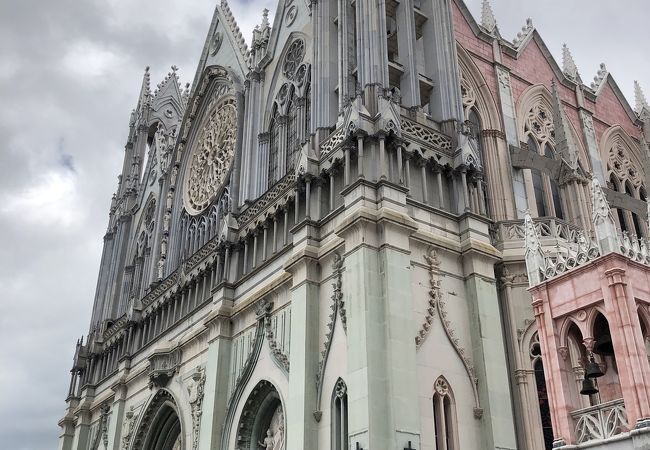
[235,380,285,450]
[132,390,183,450]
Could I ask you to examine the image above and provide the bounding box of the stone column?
[603,266,650,426]
[198,295,233,450]
[285,256,320,450]
[529,288,575,446]
[107,382,127,450]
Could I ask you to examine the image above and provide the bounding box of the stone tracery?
[185,99,238,215]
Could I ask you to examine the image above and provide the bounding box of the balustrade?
[571,399,628,444]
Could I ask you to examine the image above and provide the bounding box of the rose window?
[283,39,305,79]
[185,100,237,214]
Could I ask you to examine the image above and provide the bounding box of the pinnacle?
[562,44,579,81]
[480,0,497,33]
[550,80,579,169]
[635,80,649,114]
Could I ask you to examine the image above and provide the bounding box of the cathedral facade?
[57,0,650,449]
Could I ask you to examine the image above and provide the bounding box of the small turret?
[480,0,497,34]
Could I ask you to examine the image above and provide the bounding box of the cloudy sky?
[0,0,648,449]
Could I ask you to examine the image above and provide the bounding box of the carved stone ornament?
[210,31,223,56]
[121,406,139,450]
[184,99,237,215]
[187,366,206,450]
[147,347,182,388]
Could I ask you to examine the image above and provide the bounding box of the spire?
[591,178,619,255]
[524,211,547,286]
[562,44,579,81]
[590,63,608,92]
[480,0,497,33]
[551,81,579,169]
[635,80,649,115]
[136,66,152,119]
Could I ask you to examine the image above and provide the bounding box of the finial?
[635,80,649,114]
[590,63,608,91]
[562,44,579,81]
[480,0,497,33]
[171,65,178,73]
[261,8,270,28]
[551,80,579,169]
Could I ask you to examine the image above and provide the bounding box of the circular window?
[184,99,237,215]
[282,39,305,79]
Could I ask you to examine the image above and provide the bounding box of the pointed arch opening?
[132,390,182,450]
[234,380,285,450]
[432,376,459,450]
[331,378,349,450]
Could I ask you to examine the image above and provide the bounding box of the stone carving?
[121,406,138,450]
[525,102,555,148]
[257,299,290,374]
[334,378,347,398]
[320,127,346,158]
[418,249,481,415]
[400,119,453,151]
[415,250,440,348]
[590,63,608,92]
[480,0,497,33]
[460,73,477,117]
[562,44,579,81]
[283,39,305,79]
[497,68,511,90]
[187,366,206,450]
[512,18,533,48]
[236,172,297,228]
[285,5,298,26]
[317,254,345,391]
[210,31,223,56]
[185,99,237,214]
[572,399,628,444]
[147,347,182,388]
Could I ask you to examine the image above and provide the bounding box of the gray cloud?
[0,1,647,449]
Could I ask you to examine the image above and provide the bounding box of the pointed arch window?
[522,100,565,219]
[332,379,349,450]
[269,112,280,186]
[286,92,299,173]
[432,377,458,450]
[530,333,554,449]
[305,82,311,140]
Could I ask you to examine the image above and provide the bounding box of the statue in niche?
[258,405,284,450]
[258,429,274,450]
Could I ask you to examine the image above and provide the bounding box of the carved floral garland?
[256,299,290,374]
[418,249,482,418]
[187,366,206,450]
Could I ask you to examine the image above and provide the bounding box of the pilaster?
[337,181,421,449]
[459,215,517,449]
[197,291,233,450]
[285,255,320,450]
[107,380,127,450]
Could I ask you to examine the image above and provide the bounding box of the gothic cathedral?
[58,0,650,449]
